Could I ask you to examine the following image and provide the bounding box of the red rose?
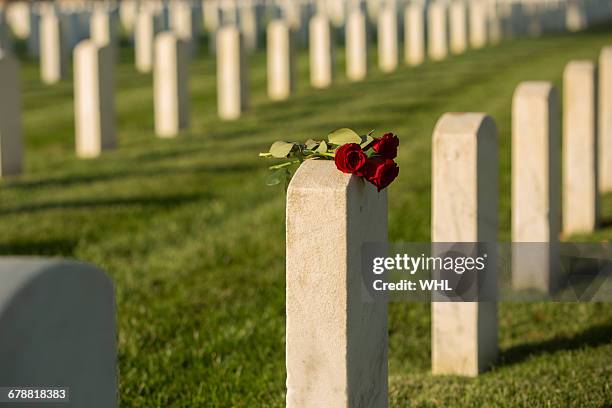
[334,143,367,175]
[372,133,399,159]
[363,157,399,191]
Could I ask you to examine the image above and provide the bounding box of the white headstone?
[378,7,398,73]
[512,82,561,292]
[6,1,30,40]
[469,0,488,49]
[135,10,158,73]
[404,3,425,66]
[239,3,259,53]
[309,14,334,89]
[170,0,197,55]
[154,32,189,137]
[428,1,448,61]
[267,20,295,101]
[90,9,116,48]
[203,0,221,32]
[286,160,388,407]
[119,0,138,33]
[599,47,612,193]
[346,9,368,81]
[217,26,247,120]
[74,40,116,158]
[563,60,599,235]
[40,10,65,84]
[450,1,467,54]
[432,112,498,376]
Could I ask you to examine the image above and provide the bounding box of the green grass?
[1,26,611,407]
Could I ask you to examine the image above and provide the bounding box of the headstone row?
[283,50,612,405]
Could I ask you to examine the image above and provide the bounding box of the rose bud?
[372,133,399,159]
[334,143,367,175]
[364,157,400,191]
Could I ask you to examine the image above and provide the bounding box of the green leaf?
[269,141,295,158]
[316,141,328,153]
[327,128,361,145]
[304,139,319,150]
[266,168,291,186]
[360,135,374,149]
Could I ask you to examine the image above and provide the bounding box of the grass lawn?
[1,25,611,407]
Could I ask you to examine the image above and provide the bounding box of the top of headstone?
[514,81,555,98]
[288,159,356,194]
[433,112,492,139]
[565,59,595,74]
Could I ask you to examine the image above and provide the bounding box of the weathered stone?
[512,82,561,292]
[286,160,388,407]
[431,112,498,377]
[599,47,612,193]
[563,60,599,235]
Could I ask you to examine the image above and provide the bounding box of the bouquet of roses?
[259,128,399,191]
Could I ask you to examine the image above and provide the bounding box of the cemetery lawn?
[2,27,612,407]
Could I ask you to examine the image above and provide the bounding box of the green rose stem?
[268,161,300,170]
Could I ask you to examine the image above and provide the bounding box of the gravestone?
[239,3,259,53]
[6,1,30,40]
[0,54,23,177]
[428,1,448,61]
[309,14,334,89]
[170,0,197,55]
[286,160,388,407]
[378,6,398,73]
[40,10,65,84]
[469,0,488,49]
[346,9,368,81]
[74,40,116,158]
[563,60,598,235]
[512,82,560,292]
[267,20,295,101]
[0,258,116,408]
[154,32,189,137]
[431,112,498,376]
[449,0,467,54]
[599,47,612,193]
[488,2,502,44]
[119,0,137,34]
[404,2,425,66]
[135,10,158,73]
[203,0,220,32]
[217,25,248,120]
[90,8,116,48]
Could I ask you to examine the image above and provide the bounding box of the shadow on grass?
[3,161,259,191]
[499,321,612,366]
[0,193,208,215]
[0,239,78,257]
